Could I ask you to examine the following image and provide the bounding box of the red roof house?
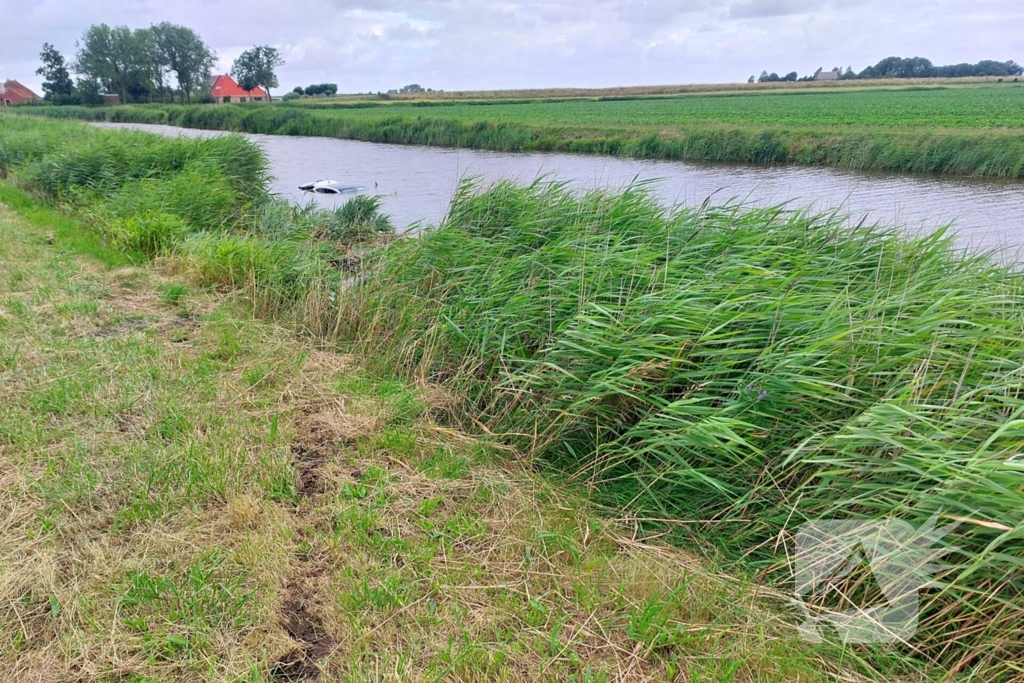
[1,80,41,106]
[208,75,269,104]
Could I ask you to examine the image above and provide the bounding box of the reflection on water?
[96,122,1024,258]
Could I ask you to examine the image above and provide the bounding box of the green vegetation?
[20,82,1024,176]
[4,113,1024,681]
[0,114,391,320]
[755,56,1023,82]
[0,115,861,682]
[339,180,1024,680]
[230,45,285,101]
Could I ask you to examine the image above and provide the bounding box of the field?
[18,81,1024,177]
[302,84,1024,130]
[3,114,1024,681]
[294,76,1013,103]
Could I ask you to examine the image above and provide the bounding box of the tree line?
[36,23,285,105]
[283,83,339,100]
[750,56,1023,84]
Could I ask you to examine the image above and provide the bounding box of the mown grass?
[336,180,1024,680]
[0,166,863,681]
[15,82,1024,177]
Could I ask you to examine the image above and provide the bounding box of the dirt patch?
[289,407,376,498]
[272,583,337,681]
[291,443,327,497]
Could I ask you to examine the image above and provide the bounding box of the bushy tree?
[303,83,338,96]
[231,46,284,101]
[75,24,158,102]
[36,43,74,100]
[152,22,216,104]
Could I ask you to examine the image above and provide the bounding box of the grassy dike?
[0,115,872,681]
[17,84,1024,178]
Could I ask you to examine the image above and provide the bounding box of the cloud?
[728,0,817,19]
[1,0,1021,93]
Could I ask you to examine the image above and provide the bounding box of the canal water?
[96,122,1024,256]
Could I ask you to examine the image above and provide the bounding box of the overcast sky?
[2,0,1022,94]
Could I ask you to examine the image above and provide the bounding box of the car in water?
[298,180,367,195]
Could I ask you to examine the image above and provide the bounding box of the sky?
[2,0,1022,95]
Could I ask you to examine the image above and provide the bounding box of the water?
[96,122,1024,256]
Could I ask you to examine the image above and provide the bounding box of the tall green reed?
[340,179,1024,679]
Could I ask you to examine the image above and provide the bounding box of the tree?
[36,43,74,100]
[747,75,755,84]
[152,23,217,104]
[303,83,338,96]
[75,24,158,102]
[231,46,284,101]
[783,71,798,82]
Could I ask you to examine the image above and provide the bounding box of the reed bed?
[339,180,1024,679]
[0,115,393,314]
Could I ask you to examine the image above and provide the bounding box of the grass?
[0,189,863,681]
[336,180,1024,680]
[14,81,1024,177]
[4,114,1023,680]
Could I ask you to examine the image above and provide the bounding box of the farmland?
[19,82,1024,177]
[303,84,1024,130]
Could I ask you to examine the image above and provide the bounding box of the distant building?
[1,79,41,106]
[815,69,840,81]
[208,75,268,103]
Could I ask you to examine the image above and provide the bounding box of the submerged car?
[298,180,367,195]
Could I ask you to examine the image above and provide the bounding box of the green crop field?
[303,84,1024,130]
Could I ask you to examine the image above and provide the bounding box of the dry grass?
[0,200,880,682]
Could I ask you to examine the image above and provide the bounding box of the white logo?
[792,513,959,643]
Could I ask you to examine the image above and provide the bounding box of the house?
[208,74,268,103]
[1,79,41,106]
[815,69,840,82]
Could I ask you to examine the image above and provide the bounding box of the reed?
[338,179,1024,679]
[0,116,393,309]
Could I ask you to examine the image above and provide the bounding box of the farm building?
[1,80,41,106]
[208,75,268,103]
[815,69,840,81]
